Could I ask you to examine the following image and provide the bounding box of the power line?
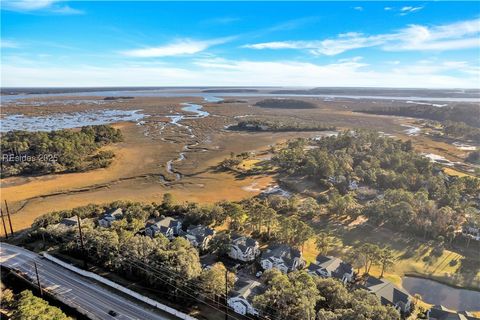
[1,209,9,239]
[4,200,14,235]
[42,232,280,320]
[36,234,254,320]
[128,260,247,320]
[124,256,248,318]
[126,255,279,320]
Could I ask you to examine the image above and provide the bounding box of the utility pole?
[76,215,87,268]
[225,270,229,320]
[1,209,8,239]
[34,262,43,296]
[4,200,14,236]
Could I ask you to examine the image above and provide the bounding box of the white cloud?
[0,39,20,48]
[2,0,58,10]
[1,0,83,14]
[399,6,423,15]
[122,38,231,58]
[353,6,363,11]
[384,7,393,11]
[2,58,478,88]
[243,18,480,55]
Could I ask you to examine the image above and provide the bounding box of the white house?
[227,279,264,316]
[462,225,480,241]
[183,225,215,251]
[260,244,305,273]
[308,255,354,283]
[228,234,260,262]
[145,216,182,239]
[98,208,123,228]
[361,276,412,314]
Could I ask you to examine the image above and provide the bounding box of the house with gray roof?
[60,216,79,227]
[428,305,477,320]
[361,276,412,314]
[260,244,305,273]
[227,278,265,316]
[462,224,480,241]
[228,234,260,262]
[183,225,216,251]
[308,255,354,283]
[145,216,182,239]
[98,208,123,228]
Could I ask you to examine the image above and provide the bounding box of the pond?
[402,276,480,311]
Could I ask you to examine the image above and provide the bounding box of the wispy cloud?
[243,18,480,55]
[201,17,241,25]
[384,7,393,11]
[1,0,84,15]
[353,6,363,11]
[266,16,320,33]
[121,38,233,58]
[399,6,424,16]
[0,39,20,48]
[4,57,478,88]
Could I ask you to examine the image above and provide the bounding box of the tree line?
[254,269,401,320]
[28,195,404,319]
[356,104,480,128]
[1,125,123,178]
[272,131,480,239]
[232,118,335,132]
[0,289,71,320]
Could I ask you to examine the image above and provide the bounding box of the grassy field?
[301,215,480,292]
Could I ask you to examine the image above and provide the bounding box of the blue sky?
[1,1,479,88]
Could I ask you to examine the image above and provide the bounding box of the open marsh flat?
[1,89,479,232]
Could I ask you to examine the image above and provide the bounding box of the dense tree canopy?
[253,270,401,320]
[11,290,71,320]
[1,125,122,177]
[273,131,480,238]
[357,104,480,128]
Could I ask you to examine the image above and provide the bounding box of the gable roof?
[261,244,302,269]
[147,216,182,233]
[231,234,258,253]
[429,305,477,320]
[101,208,123,221]
[308,255,353,278]
[362,276,410,306]
[186,225,215,243]
[231,278,265,303]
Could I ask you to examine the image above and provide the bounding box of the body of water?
[161,100,213,180]
[2,90,479,103]
[402,276,480,311]
[0,109,147,132]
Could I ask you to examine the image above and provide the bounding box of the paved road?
[0,243,179,320]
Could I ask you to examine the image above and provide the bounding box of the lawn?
[302,215,480,290]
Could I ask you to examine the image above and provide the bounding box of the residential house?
[227,278,265,316]
[427,305,477,320]
[98,208,123,228]
[184,225,216,251]
[462,225,480,241]
[60,217,78,227]
[228,234,260,262]
[348,179,359,190]
[308,255,354,283]
[260,244,305,273]
[360,276,412,314]
[145,216,182,239]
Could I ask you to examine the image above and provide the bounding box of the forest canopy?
[1,125,123,178]
[356,104,480,128]
[255,99,317,109]
[273,131,480,238]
